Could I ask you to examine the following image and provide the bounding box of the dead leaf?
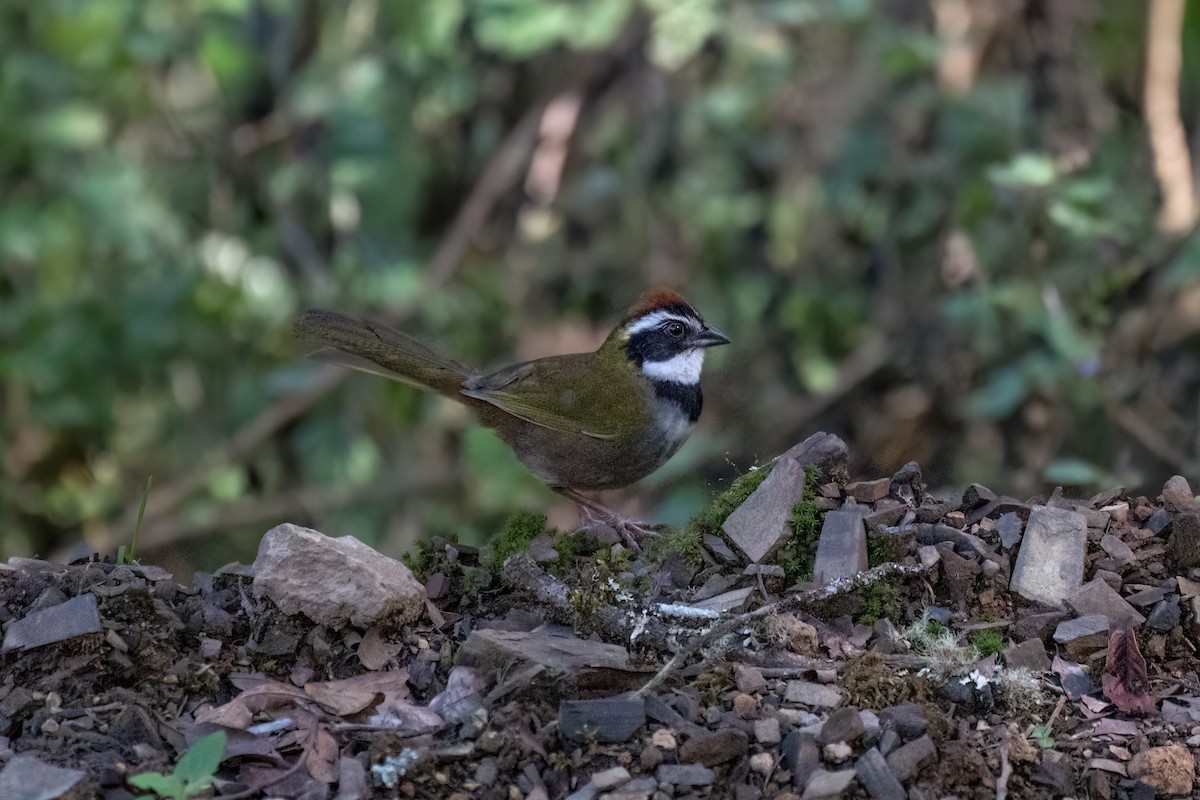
[304,670,410,716]
[195,681,308,728]
[1090,718,1139,737]
[305,727,340,783]
[357,626,400,671]
[1100,629,1156,715]
[429,667,487,723]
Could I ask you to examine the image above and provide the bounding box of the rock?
[735,664,768,693]
[459,627,639,684]
[864,504,906,529]
[782,731,821,787]
[750,752,775,776]
[878,703,927,740]
[823,741,854,763]
[800,768,856,800]
[1,593,101,653]
[889,461,928,507]
[1147,508,1173,534]
[722,458,809,563]
[1099,534,1136,567]
[1146,599,1181,631]
[846,478,891,504]
[1067,578,1145,629]
[785,680,844,709]
[252,524,424,627]
[703,534,739,563]
[1009,506,1087,608]
[769,614,820,656]
[1168,512,1200,568]
[1093,568,1123,592]
[755,716,782,745]
[1003,637,1050,672]
[917,545,941,570]
[678,729,749,767]
[1034,750,1074,796]
[559,695,646,743]
[1125,586,1170,607]
[962,483,997,511]
[997,512,1024,549]
[690,587,755,613]
[1012,610,1067,642]
[812,511,868,585]
[591,767,630,790]
[733,693,758,718]
[0,755,91,800]
[780,432,851,477]
[885,734,936,782]
[870,618,906,655]
[1053,613,1110,643]
[1162,475,1198,512]
[656,764,715,786]
[1128,744,1194,796]
[855,748,905,800]
[817,706,866,746]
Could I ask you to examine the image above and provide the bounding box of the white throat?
[642,349,704,384]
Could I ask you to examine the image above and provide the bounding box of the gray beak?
[691,326,731,348]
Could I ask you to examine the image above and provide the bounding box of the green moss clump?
[867,533,909,567]
[483,510,551,571]
[685,465,773,539]
[971,629,1005,658]
[403,534,457,580]
[778,466,822,584]
[855,579,902,625]
[644,525,704,565]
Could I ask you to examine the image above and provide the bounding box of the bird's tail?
[293,310,472,399]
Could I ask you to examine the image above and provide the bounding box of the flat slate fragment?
[855,747,905,800]
[722,456,808,563]
[559,694,646,742]
[812,510,867,585]
[1,593,101,653]
[0,755,90,800]
[1009,505,1087,608]
[1067,578,1145,629]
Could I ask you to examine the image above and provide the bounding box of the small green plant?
[117,475,153,565]
[483,510,551,571]
[970,629,1005,658]
[1028,722,1055,749]
[643,524,703,565]
[129,730,226,800]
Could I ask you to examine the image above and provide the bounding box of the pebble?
[678,729,749,767]
[734,693,758,718]
[1128,744,1195,796]
[651,729,677,750]
[655,764,715,787]
[750,752,775,776]
[785,681,844,709]
[817,707,866,746]
[591,767,631,791]
[800,767,856,799]
[755,717,782,745]
[1162,475,1198,512]
[822,741,853,763]
[734,664,768,693]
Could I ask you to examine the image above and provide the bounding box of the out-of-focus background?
[5,0,1200,572]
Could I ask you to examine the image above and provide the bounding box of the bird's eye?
[664,321,686,338]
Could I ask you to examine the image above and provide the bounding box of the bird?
[293,289,730,547]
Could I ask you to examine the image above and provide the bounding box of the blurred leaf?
[988,152,1057,188]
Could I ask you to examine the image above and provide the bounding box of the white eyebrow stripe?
[625,310,696,335]
[641,349,705,384]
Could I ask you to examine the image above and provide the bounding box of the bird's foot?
[577,505,660,552]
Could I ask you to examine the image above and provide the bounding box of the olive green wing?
[460,355,640,441]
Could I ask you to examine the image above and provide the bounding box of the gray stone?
[755,716,782,745]
[1126,586,1170,607]
[855,748,905,800]
[785,680,844,708]
[1012,610,1067,642]
[1003,637,1050,672]
[1099,534,1136,567]
[735,664,768,693]
[591,767,630,790]
[878,729,900,756]
[1009,506,1087,608]
[812,510,868,585]
[1,593,101,653]
[1146,599,1181,631]
[689,587,754,613]
[917,545,940,570]
[0,755,90,800]
[722,457,809,563]
[559,694,645,743]
[703,534,739,563]
[1162,475,1198,512]
[963,483,997,511]
[656,764,715,786]
[997,512,1024,549]
[1067,578,1145,629]
[864,504,906,530]
[885,734,936,782]
[528,533,559,563]
[781,432,851,476]
[252,523,424,627]
[801,768,857,800]
[781,731,821,786]
[1093,569,1123,592]
[878,703,927,740]
[1148,508,1172,534]
[1053,613,1109,643]
[817,706,866,746]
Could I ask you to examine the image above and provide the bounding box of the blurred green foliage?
[4,0,1200,567]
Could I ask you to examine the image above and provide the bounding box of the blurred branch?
[931,0,1004,94]
[1105,398,1196,474]
[781,330,893,430]
[1144,0,1197,234]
